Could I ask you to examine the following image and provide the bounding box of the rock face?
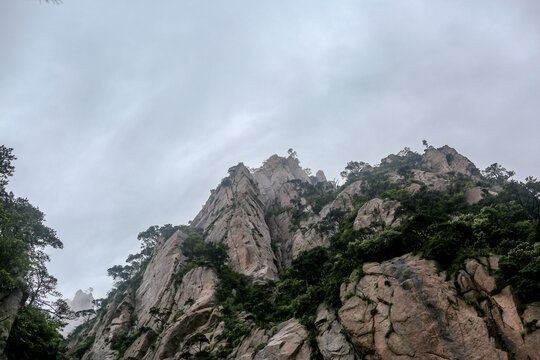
[422,145,479,176]
[135,229,186,328]
[339,254,507,360]
[315,305,355,360]
[252,155,312,211]
[253,319,311,360]
[192,163,278,282]
[149,267,220,359]
[353,198,402,230]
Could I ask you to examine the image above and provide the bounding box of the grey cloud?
[1,0,539,298]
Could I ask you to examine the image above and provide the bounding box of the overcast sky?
[1,1,539,300]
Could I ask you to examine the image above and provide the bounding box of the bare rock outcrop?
[290,227,328,260]
[315,305,355,360]
[228,327,271,360]
[411,169,450,191]
[524,302,540,328]
[136,229,186,328]
[315,170,327,183]
[81,289,136,360]
[141,266,219,359]
[320,181,364,219]
[455,256,539,360]
[353,198,402,230]
[253,319,311,360]
[422,145,479,176]
[338,254,507,360]
[192,163,278,282]
[252,155,312,211]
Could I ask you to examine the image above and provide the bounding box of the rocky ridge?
[68,146,540,360]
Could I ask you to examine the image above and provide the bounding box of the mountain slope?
[67,145,540,360]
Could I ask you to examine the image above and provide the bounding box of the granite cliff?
[67,146,540,360]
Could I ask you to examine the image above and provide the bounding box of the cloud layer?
[1,0,539,298]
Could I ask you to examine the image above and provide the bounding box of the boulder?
[422,145,479,176]
[254,319,311,360]
[315,305,355,360]
[353,198,402,230]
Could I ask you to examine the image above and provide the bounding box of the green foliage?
[73,334,95,358]
[111,326,152,359]
[482,163,515,185]
[4,305,66,360]
[253,342,267,356]
[340,161,372,183]
[176,229,228,284]
[499,242,540,302]
[300,183,338,214]
[110,326,152,359]
[219,312,252,355]
[299,314,324,360]
[1,146,67,357]
[220,176,232,187]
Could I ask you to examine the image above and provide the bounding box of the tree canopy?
[0,146,67,359]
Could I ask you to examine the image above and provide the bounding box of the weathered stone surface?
[142,266,219,359]
[457,269,475,293]
[487,285,540,360]
[315,305,355,360]
[465,258,497,294]
[192,163,278,281]
[320,181,364,219]
[412,169,449,191]
[290,227,328,260]
[523,330,540,360]
[172,267,218,316]
[82,336,118,360]
[252,154,312,211]
[151,307,219,359]
[70,148,538,360]
[315,170,327,183]
[254,319,311,360]
[523,302,540,326]
[422,145,479,176]
[228,327,270,360]
[82,290,137,360]
[338,254,507,360]
[108,290,136,343]
[465,187,485,204]
[122,329,156,360]
[405,182,422,194]
[136,230,185,328]
[353,198,402,230]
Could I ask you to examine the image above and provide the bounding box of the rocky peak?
[191,162,278,282]
[422,145,479,176]
[252,154,312,210]
[68,289,94,312]
[315,170,327,183]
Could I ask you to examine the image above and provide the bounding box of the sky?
[1,1,539,300]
